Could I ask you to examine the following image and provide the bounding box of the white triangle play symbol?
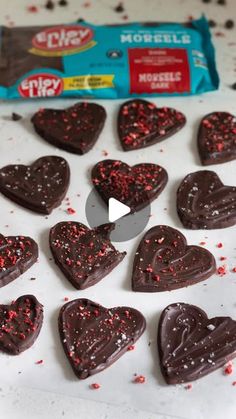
[108,198,131,222]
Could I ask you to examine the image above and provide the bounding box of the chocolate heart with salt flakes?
[198,112,236,165]
[58,298,146,379]
[31,102,106,155]
[177,170,236,229]
[50,222,126,290]
[0,156,70,215]
[92,159,168,213]
[0,234,38,288]
[0,295,43,355]
[158,303,236,384]
[118,99,186,151]
[132,225,216,292]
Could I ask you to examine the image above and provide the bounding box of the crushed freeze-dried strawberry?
[134,375,146,383]
[127,345,135,351]
[35,359,43,365]
[224,363,233,375]
[217,265,227,276]
[90,383,100,389]
[27,5,38,13]
[67,207,76,214]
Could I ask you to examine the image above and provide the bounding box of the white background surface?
[0,0,236,418]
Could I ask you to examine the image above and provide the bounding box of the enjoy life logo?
[30,25,95,56]
[18,74,63,98]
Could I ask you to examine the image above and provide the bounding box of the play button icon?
[108,198,131,222]
[85,188,151,242]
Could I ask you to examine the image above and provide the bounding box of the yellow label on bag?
[63,75,115,90]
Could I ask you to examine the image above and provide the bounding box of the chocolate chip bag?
[0,16,219,100]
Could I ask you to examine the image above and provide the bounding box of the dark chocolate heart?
[31,102,106,154]
[177,170,236,229]
[158,302,236,384]
[92,159,168,212]
[0,295,43,355]
[118,99,186,151]
[198,112,236,165]
[132,225,216,292]
[0,156,70,214]
[58,298,146,379]
[0,234,38,288]
[50,222,126,290]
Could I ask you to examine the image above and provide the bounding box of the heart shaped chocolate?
[0,156,70,214]
[158,303,236,384]
[58,298,146,378]
[132,225,216,292]
[198,112,236,165]
[92,159,168,212]
[31,102,106,154]
[0,234,38,288]
[0,295,43,355]
[118,99,186,151]
[50,222,126,290]
[177,170,236,229]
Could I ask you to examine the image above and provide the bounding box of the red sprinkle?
[185,384,192,390]
[90,383,100,389]
[64,297,69,302]
[199,241,206,245]
[232,267,236,273]
[67,207,76,215]
[134,375,146,384]
[35,360,43,365]
[232,381,236,386]
[220,256,227,261]
[217,242,223,248]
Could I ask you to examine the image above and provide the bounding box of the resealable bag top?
[0,16,219,100]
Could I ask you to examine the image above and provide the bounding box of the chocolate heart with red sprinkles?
[50,222,126,290]
[0,156,70,214]
[158,302,236,384]
[0,234,38,288]
[118,99,186,151]
[177,170,236,229]
[92,159,168,212]
[198,112,236,165]
[31,102,106,154]
[0,295,43,355]
[132,225,216,292]
[58,298,146,378]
